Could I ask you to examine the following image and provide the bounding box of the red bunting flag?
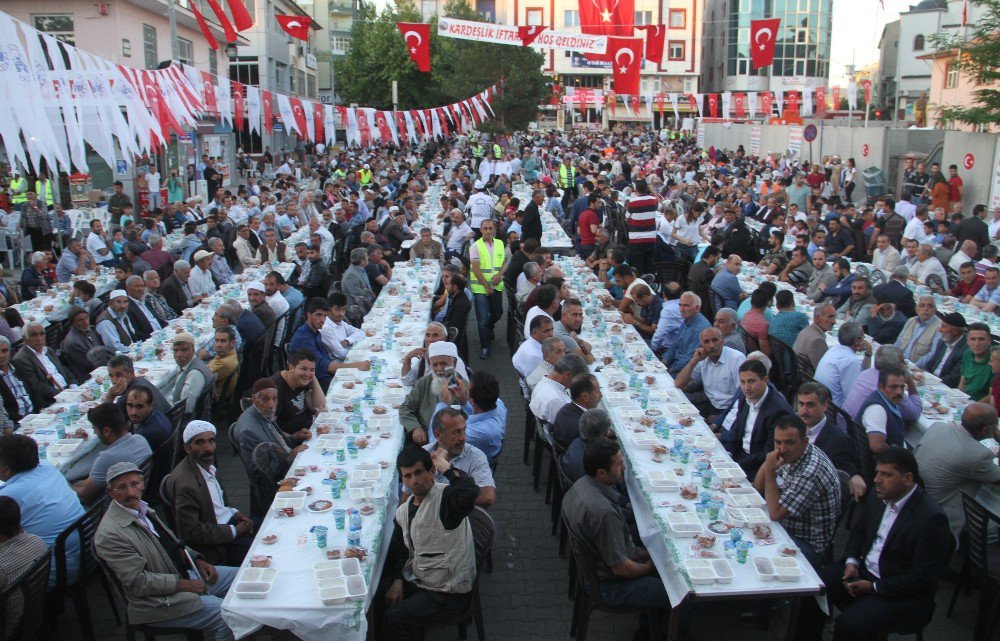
[749,18,781,69]
[786,91,800,114]
[655,92,666,117]
[288,97,309,139]
[815,87,827,115]
[635,25,665,64]
[226,0,254,31]
[199,71,218,115]
[276,15,311,41]
[708,94,719,118]
[734,93,746,118]
[397,22,431,73]
[358,110,374,145]
[190,1,219,50]
[761,92,773,118]
[579,0,635,36]
[313,102,325,143]
[832,86,841,109]
[261,90,274,134]
[231,80,245,130]
[395,111,408,141]
[517,25,549,47]
[687,93,699,114]
[861,79,872,104]
[608,37,642,96]
[437,108,450,137]
[375,112,392,144]
[205,0,238,42]
[606,92,615,116]
[629,94,640,115]
[411,110,424,138]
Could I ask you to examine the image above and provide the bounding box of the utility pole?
[169,0,178,61]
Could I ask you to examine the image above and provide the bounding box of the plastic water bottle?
[347,509,362,548]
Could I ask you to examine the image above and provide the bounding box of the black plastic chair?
[93,543,205,641]
[145,422,182,507]
[0,550,52,641]
[770,335,802,400]
[947,491,1000,641]
[50,501,122,639]
[159,473,177,531]
[250,442,290,518]
[652,260,690,290]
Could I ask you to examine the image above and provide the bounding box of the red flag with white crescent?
[815,87,827,115]
[656,92,665,117]
[313,102,325,143]
[708,94,719,118]
[629,94,640,116]
[786,90,800,114]
[411,111,424,138]
[517,25,549,47]
[761,92,773,118]
[579,0,635,36]
[288,97,309,138]
[357,109,372,146]
[232,80,245,130]
[375,112,392,144]
[396,22,431,72]
[861,80,872,104]
[226,0,254,31]
[687,93,698,114]
[606,92,615,116]
[276,15,311,41]
[205,0,238,42]
[750,18,781,69]
[608,37,642,96]
[635,25,665,63]
[734,93,746,118]
[394,111,408,142]
[261,90,274,134]
[200,71,218,115]
[437,108,450,137]
[190,1,219,50]
[832,86,841,109]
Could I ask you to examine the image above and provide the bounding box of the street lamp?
[225,43,238,61]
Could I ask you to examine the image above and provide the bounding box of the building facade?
[300,0,356,107]
[701,0,833,95]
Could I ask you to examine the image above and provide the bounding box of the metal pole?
[169,0,178,61]
[392,80,398,112]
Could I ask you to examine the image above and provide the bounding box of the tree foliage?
[927,0,1000,127]
[332,0,547,131]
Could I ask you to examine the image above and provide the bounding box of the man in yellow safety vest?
[558,157,578,212]
[492,143,502,160]
[468,218,508,359]
[9,175,28,211]
[35,176,55,209]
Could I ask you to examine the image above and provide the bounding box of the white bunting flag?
[324,105,336,146]
[747,92,758,119]
[247,86,261,136]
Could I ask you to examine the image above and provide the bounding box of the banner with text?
[437,17,608,54]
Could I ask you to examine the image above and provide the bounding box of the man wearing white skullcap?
[399,338,466,445]
[95,289,141,352]
[169,419,255,566]
[247,281,276,329]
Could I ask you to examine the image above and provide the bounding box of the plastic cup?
[330,483,341,499]
[729,528,744,544]
[701,470,714,489]
[336,448,346,463]
[312,525,328,549]
[736,541,753,564]
[707,501,721,520]
[679,449,690,464]
[333,509,346,530]
[723,541,736,558]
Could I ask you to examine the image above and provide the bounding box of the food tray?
[645,470,680,493]
[345,574,367,602]
[683,558,734,585]
[630,434,659,451]
[752,556,776,581]
[618,409,644,420]
[726,507,770,527]
[725,487,766,508]
[666,512,703,534]
[317,437,345,452]
[47,438,84,457]
[319,579,348,605]
[711,464,746,480]
[273,491,306,510]
[314,557,361,581]
[605,393,631,408]
[234,567,277,599]
[771,556,803,582]
[354,463,381,481]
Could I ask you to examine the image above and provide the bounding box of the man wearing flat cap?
[915,312,969,388]
[231,378,309,469]
[167,421,254,566]
[61,305,104,381]
[189,250,218,300]
[162,333,216,416]
[95,461,238,641]
[399,341,467,446]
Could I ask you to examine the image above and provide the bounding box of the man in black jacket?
[955,204,989,260]
[520,189,544,244]
[712,360,793,479]
[441,274,472,341]
[795,447,954,641]
[796,382,867,505]
[914,312,968,388]
[720,208,755,261]
[872,266,917,318]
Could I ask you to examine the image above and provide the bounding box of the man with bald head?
[794,302,836,372]
[662,292,711,376]
[674,327,746,419]
[915,402,1000,539]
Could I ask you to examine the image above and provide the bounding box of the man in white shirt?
[465,181,495,234]
[95,290,140,353]
[189,251,218,299]
[523,284,561,340]
[320,293,365,362]
[86,219,115,267]
[673,327,745,419]
[529,353,589,425]
[445,209,474,260]
[512,315,552,388]
[894,193,916,221]
[909,244,948,286]
[145,169,161,212]
[948,240,977,274]
[308,217,334,264]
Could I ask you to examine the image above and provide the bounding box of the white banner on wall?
[787,125,803,157]
[436,17,608,54]
[750,126,762,156]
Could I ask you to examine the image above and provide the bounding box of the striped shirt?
[626,195,658,244]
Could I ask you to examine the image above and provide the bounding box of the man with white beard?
[398,341,467,446]
[400,322,469,386]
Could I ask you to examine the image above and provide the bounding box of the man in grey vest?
[382,445,480,641]
[162,333,216,416]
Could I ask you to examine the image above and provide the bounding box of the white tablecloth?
[221,259,442,641]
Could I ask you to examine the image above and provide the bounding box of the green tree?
[927,0,1000,127]
[333,0,547,131]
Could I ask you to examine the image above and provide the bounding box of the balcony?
[329,1,354,15]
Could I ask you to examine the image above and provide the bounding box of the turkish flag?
[226,0,254,31]
[734,93,746,118]
[750,18,781,69]
[232,80,245,130]
[190,1,219,50]
[200,71,217,115]
[687,93,699,114]
[630,94,640,115]
[656,92,665,117]
[605,92,614,116]
[205,0,238,42]
[579,0,635,36]
[786,91,800,114]
[832,86,841,109]
[395,111,408,142]
[276,15,311,42]
[761,92,773,118]
[397,22,431,72]
[518,25,548,47]
[288,97,309,138]
[636,25,665,63]
[313,102,325,143]
[357,109,372,146]
[375,112,392,144]
[608,37,642,96]
[411,110,424,138]
[815,87,827,115]
[861,80,872,103]
[437,108,450,137]
[708,94,719,118]
[261,90,274,134]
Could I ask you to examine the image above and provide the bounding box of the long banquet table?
[220,258,442,641]
[557,256,825,640]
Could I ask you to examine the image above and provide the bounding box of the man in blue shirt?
[288,297,370,391]
[0,433,85,586]
[662,292,711,376]
[710,255,745,311]
[125,386,174,452]
[427,371,507,464]
[815,257,857,309]
[815,320,872,407]
[650,282,683,354]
